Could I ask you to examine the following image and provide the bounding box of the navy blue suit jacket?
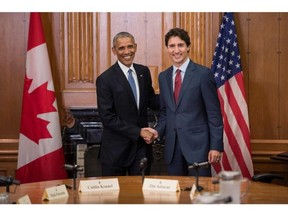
[156,60,223,170]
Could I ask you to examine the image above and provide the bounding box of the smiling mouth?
[172,53,181,57]
[123,55,133,61]
[173,55,182,60]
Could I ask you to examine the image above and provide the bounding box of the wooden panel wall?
[59,12,175,108]
[1,12,288,182]
[0,13,28,176]
[235,13,288,179]
[235,13,288,140]
[58,12,216,108]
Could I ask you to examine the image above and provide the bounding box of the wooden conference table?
[1,176,287,204]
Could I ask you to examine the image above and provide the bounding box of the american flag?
[211,12,254,179]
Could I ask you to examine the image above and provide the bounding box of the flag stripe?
[219,82,253,178]
[218,90,243,171]
[224,75,250,147]
[234,72,250,130]
[216,92,235,172]
[226,75,253,177]
[222,133,234,171]
[222,106,252,178]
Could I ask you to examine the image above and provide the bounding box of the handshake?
[140,127,159,144]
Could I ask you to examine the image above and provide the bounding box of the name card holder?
[79,178,119,193]
[190,184,197,199]
[17,194,31,204]
[42,184,69,201]
[142,178,180,192]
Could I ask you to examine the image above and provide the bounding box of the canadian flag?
[16,13,67,183]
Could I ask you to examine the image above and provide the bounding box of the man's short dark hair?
[165,28,191,47]
[113,32,135,47]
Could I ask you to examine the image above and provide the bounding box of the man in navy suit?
[96,32,159,176]
[155,28,223,176]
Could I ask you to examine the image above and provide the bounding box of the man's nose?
[124,47,130,54]
[173,46,180,53]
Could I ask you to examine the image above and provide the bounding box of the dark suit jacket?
[156,60,223,166]
[96,62,159,167]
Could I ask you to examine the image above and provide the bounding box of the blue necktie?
[128,69,137,102]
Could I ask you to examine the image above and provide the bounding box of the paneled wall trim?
[59,12,215,107]
[61,13,97,87]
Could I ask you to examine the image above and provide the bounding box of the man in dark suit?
[155,28,223,176]
[96,32,159,176]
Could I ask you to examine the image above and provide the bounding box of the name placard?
[42,184,69,201]
[142,178,180,192]
[79,178,119,193]
[189,184,197,199]
[17,194,31,204]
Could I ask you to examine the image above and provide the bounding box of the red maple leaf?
[20,75,57,144]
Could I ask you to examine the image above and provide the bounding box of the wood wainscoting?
[251,139,288,186]
[0,139,18,177]
[1,138,288,186]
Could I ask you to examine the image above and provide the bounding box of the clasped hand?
[140,127,159,144]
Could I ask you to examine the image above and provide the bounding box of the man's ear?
[112,47,116,55]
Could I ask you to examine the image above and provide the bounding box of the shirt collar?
[117,60,135,75]
[173,58,190,74]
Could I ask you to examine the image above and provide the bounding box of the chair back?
[84,145,101,177]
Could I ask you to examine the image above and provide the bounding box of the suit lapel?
[114,63,138,107]
[165,67,175,107]
[135,64,147,112]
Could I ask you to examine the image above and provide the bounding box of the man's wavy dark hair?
[165,28,191,47]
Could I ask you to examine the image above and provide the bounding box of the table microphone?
[140,157,148,170]
[0,175,20,185]
[64,164,83,172]
[188,161,209,192]
[140,158,148,184]
[188,161,210,170]
[64,164,83,190]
